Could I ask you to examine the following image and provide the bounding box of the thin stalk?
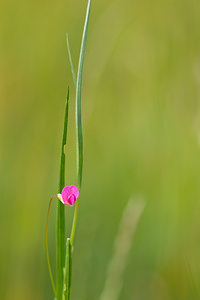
[45,195,57,297]
[70,198,80,247]
[62,238,72,300]
[56,88,70,300]
[70,0,91,248]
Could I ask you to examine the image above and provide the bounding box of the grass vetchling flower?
[57,185,79,206]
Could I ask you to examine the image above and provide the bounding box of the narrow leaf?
[76,0,91,189]
[70,0,91,247]
[56,88,70,300]
[66,33,77,87]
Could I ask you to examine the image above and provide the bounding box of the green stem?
[70,198,80,247]
[56,201,65,300]
[62,238,72,300]
[56,89,70,300]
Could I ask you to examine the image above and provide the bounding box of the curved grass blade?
[56,88,70,300]
[76,0,91,189]
[62,238,72,300]
[70,0,91,248]
[66,33,77,87]
[45,195,57,297]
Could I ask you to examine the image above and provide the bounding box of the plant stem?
[56,89,69,300]
[62,238,72,300]
[70,198,80,247]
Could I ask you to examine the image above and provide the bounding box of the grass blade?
[70,0,91,247]
[99,198,145,300]
[66,33,77,87]
[63,238,72,300]
[75,0,91,189]
[56,88,70,300]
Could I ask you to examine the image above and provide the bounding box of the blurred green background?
[1,0,200,299]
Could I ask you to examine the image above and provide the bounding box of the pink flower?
[57,185,79,206]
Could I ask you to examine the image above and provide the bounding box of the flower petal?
[61,185,79,206]
[68,185,79,199]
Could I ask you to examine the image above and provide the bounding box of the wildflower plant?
[45,0,91,299]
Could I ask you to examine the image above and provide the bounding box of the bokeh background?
[1,0,200,299]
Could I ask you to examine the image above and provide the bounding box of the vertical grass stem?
[56,88,70,300]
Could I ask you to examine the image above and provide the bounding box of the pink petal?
[61,185,79,206]
[67,195,76,206]
[68,185,79,199]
